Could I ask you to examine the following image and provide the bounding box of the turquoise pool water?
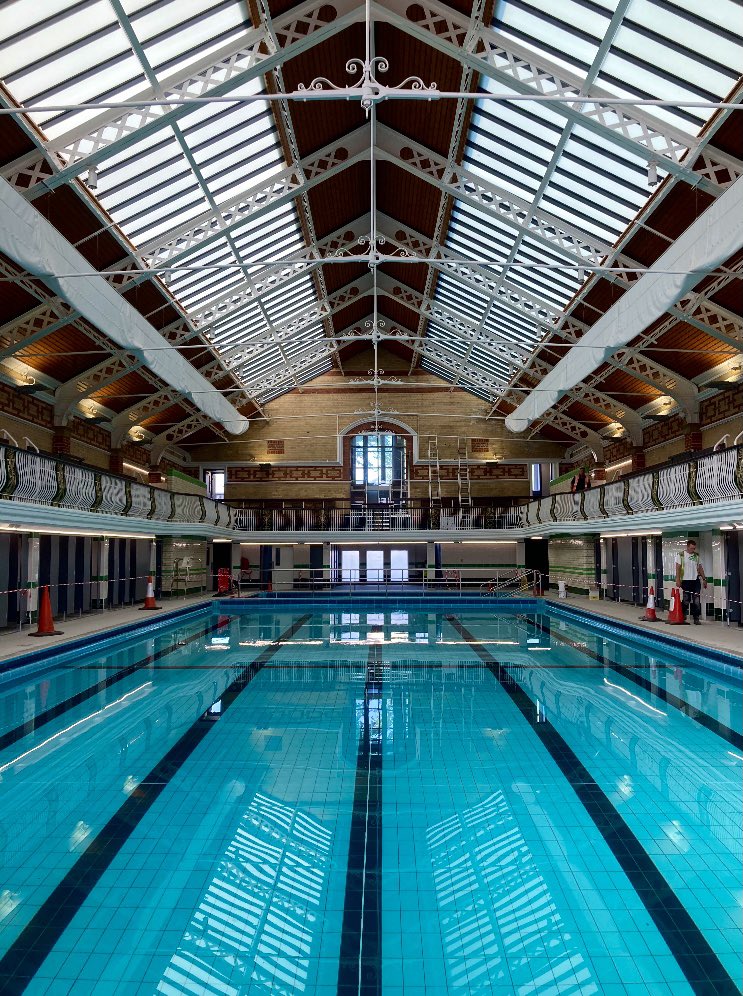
[0,600,740,995]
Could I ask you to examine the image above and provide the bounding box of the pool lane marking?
[524,617,743,750]
[447,615,740,996]
[337,644,383,996]
[0,613,312,992]
[0,618,231,757]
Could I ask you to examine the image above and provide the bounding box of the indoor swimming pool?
[0,599,740,996]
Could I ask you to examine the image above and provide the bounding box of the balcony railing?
[0,442,740,533]
[508,445,743,528]
[0,444,234,529]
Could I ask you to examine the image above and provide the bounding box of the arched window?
[350,432,407,503]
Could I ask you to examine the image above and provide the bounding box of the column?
[52,426,72,457]
[725,531,741,625]
[426,540,436,588]
[711,531,725,621]
[599,537,609,598]
[323,541,331,589]
[23,534,40,620]
[148,466,163,485]
[630,447,645,473]
[91,538,109,609]
[592,462,606,485]
[684,423,703,453]
[109,449,124,475]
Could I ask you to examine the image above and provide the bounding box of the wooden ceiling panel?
[329,295,371,332]
[306,161,369,237]
[90,371,155,412]
[708,277,743,315]
[704,112,743,161]
[564,400,613,427]
[594,368,661,406]
[536,423,572,443]
[377,161,439,236]
[623,182,715,266]
[569,277,626,327]
[16,325,106,382]
[379,260,428,293]
[375,24,465,157]
[321,260,368,294]
[0,114,37,167]
[141,403,189,430]
[379,295,420,332]
[642,321,735,378]
[279,24,368,156]
[121,281,180,330]
[31,186,125,270]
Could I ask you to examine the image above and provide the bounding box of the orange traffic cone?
[139,576,161,610]
[640,586,661,622]
[666,586,686,625]
[30,586,63,637]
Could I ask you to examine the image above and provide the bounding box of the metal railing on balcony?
[509,445,743,528]
[0,443,234,529]
[0,442,740,534]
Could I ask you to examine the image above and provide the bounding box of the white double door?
[340,549,409,583]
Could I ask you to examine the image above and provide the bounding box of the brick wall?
[188,349,564,501]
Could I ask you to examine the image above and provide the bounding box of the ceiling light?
[647,161,659,187]
[86,165,98,190]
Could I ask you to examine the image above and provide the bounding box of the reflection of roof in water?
[427,791,596,994]
[156,792,331,996]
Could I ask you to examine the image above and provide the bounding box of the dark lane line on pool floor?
[0,613,312,995]
[525,617,743,749]
[0,618,232,756]
[337,643,383,996]
[447,614,740,996]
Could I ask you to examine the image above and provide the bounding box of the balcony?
[0,442,740,538]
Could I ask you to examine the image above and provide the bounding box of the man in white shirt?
[674,539,708,625]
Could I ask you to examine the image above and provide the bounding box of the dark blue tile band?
[447,614,740,996]
[0,613,311,995]
[337,644,383,996]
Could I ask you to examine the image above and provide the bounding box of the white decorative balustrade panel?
[0,445,740,533]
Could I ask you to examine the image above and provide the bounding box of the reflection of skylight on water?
[156,793,331,996]
[427,792,595,993]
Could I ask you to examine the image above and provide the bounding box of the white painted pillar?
[323,542,331,587]
[23,534,40,619]
[600,538,609,597]
[711,531,725,620]
[426,541,436,587]
[91,538,109,609]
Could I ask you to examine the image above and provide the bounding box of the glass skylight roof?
[0,0,331,408]
[1,0,741,418]
[429,0,743,403]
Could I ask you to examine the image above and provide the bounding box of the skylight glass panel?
[494,0,611,79]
